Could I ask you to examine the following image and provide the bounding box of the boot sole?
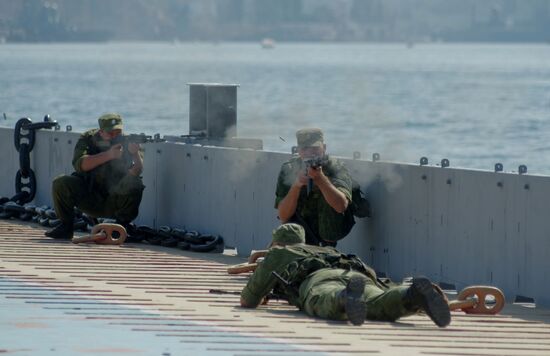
[345,275,367,326]
[45,225,74,240]
[412,277,451,327]
[45,232,74,239]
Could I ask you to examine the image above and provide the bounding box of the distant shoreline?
[1,39,550,45]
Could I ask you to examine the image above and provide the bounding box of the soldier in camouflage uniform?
[45,113,145,239]
[275,128,354,246]
[240,224,451,327]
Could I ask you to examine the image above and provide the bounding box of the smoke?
[347,156,404,201]
[239,97,316,154]
[375,163,404,193]
[224,150,262,186]
[280,158,301,188]
[211,124,273,186]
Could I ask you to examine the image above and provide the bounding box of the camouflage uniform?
[275,155,354,245]
[241,224,417,323]
[51,115,145,224]
[299,268,412,322]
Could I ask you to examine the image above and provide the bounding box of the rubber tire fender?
[189,235,224,253]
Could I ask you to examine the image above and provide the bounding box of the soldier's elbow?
[240,297,254,308]
[334,200,348,214]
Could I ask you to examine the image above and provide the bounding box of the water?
[1,42,550,174]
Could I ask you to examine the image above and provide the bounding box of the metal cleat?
[449,286,505,315]
[72,223,127,245]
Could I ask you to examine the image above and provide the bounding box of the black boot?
[339,275,367,326]
[405,277,451,328]
[45,222,74,240]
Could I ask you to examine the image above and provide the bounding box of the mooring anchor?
[448,286,505,315]
[72,223,127,245]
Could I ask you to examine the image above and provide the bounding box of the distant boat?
[261,38,275,49]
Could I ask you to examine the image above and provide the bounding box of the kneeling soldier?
[240,223,451,327]
[45,113,145,239]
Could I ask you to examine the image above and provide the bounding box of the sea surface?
[1,42,550,174]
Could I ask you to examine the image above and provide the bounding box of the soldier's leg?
[51,175,89,223]
[316,198,354,244]
[47,174,101,239]
[299,269,360,321]
[365,285,412,321]
[301,279,348,320]
[76,191,110,219]
[300,270,450,326]
[105,175,145,223]
[299,269,416,322]
[51,174,111,219]
[366,277,451,327]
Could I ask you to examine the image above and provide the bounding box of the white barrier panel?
[34,130,80,204]
[0,128,18,195]
[0,127,549,306]
[137,142,285,253]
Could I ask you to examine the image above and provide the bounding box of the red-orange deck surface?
[1,220,549,355]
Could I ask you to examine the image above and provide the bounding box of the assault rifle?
[209,288,288,302]
[303,156,328,195]
[111,133,164,169]
[111,133,158,146]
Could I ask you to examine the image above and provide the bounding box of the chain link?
[14,117,35,152]
[12,116,57,204]
[18,143,31,178]
[15,169,36,203]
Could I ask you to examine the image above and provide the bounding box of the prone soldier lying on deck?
[240,223,451,327]
[45,113,145,240]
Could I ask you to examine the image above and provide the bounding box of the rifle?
[111,133,164,169]
[270,271,299,303]
[112,133,160,146]
[303,156,328,195]
[209,288,288,302]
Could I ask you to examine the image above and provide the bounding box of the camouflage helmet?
[271,223,305,245]
[98,113,123,132]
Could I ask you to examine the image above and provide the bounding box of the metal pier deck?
[1,220,549,356]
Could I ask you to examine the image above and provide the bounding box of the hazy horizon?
[1,0,549,43]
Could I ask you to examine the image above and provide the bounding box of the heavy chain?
[12,115,58,204]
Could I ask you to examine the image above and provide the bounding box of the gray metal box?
[188,83,239,138]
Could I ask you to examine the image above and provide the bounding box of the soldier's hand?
[108,143,123,160]
[128,165,142,177]
[307,165,324,181]
[128,142,140,155]
[293,171,309,188]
